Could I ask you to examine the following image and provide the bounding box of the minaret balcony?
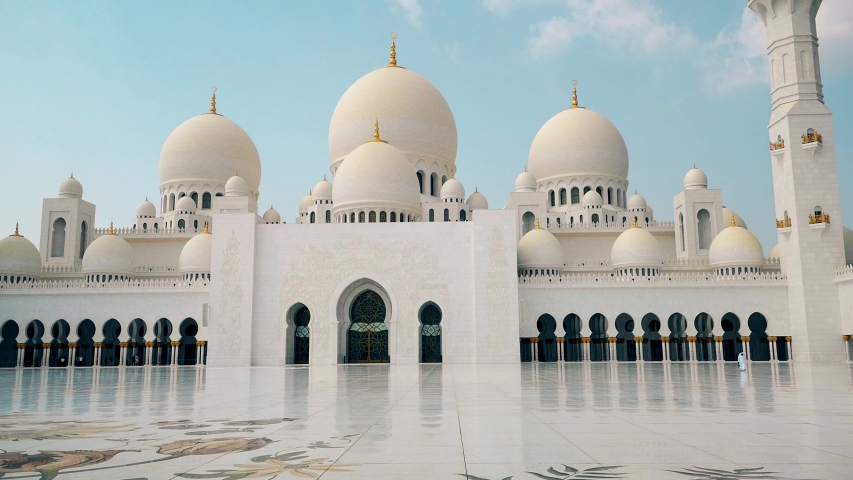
[809,213,830,232]
[769,140,785,159]
[801,132,822,156]
[776,217,792,234]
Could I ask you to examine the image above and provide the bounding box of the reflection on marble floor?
[0,362,852,479]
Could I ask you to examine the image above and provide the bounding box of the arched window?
[559,189,567,205]
[571,187,580,204]
[154,223,159,230]
[444,209,450,221]
[178,219,186,230]
[522,211,535,235]
[596,186,603,197]
[580,215,584,223]
[814,205,822,216]
[190,192,198,206]
[442,175,447,185]
[616,189,622,207]
[51,218,66,257]
[607,187,613,205]
[202,192,211,209]
[359,211,366,223]
[380,211,387,222]
[679,213,685,252]
[556,217,561,226]
[583,186,590,196]
[350,212,356,223]
[549,190,556,207]
[460,210,466,221]
[697,209,711,249]
[431,173,439,196]
[592,214,599,224]
[193,220,198,230]
[417,171,424,194]
[215,192,223,197]
[142,223,147,230]
[326,210,331,223]
[79,221,88,259]
[169,193,176,211]
[429,209,434,222]
[390,212,397,222]
[310,212,316,224]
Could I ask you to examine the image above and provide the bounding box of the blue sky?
[0,0,851,252]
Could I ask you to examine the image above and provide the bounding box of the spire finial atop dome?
[571,80,579,108]
[389,32,398,67]
[108,222,115,235]
[11,223,20,237]
[366,119,388,143]
[71,172,74,179]
[210,86,218,114]
[323,174,326,181]
[632,216,638,228]
[730,213,736,227]
[535,217,541,229]
[203,221,210,234]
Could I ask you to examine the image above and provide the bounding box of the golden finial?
[535,217,541,229]
[366,119,388,143]
[210,86,218,114]
[108,222,115,235]
[203,221,210,234]
[323,175,326,181]
[389,32,398,67]
[632,216,638,228]
[571,80,579,108]
[730,214,736,227]
[11,223,20,237]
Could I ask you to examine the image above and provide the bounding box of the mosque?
[1,0,851,368]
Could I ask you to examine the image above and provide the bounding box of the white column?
[17,346,23,367]
[688,339,695,361]
[93,345,100,366]
[637,338,643,362]
[770,337,776,361]
[196,343,202,365]
[41,345,49,368]
[716,338,723,361]
[69,345,76,366]
[743,337,750,361]
[172,344,178,366]
[145,344,152,365]
[663,340,669,361]
[119,344,126,366]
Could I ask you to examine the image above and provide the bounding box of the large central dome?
[329,61,457,174]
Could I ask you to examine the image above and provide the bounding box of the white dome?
[467,189,488,210]
[58,176,83,199]
[515,170,537,192]
[263,206,281,224]
[225,175,249,197]
[582,190,603,207]
[843,227,853,265]
[684,166,708,190]
[299,193,313,213]
[159,113,261,195]
[722,208,747,230]
[136,199,157,217]
[0,228,41,278]
[768,244,780,259]
[626,192,647,210]
[82,230,134,276]
[329,64,457,173]
[441,178,465,200]
[179,230,212,274]
[332,139,420,212]
[709,222,764,269]
[312,178,333,201]
[611,224,662,268]
[517,225,564,270]
[528,107,629,183]
[175,195,197,213]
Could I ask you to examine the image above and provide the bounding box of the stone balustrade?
[520,271,787,285]
[0,278,209,292]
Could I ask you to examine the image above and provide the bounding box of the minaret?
[749,0,846,362]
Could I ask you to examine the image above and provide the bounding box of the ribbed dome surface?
[515,171,536,192]
[626,193,647,210]
[58,176,83,199]
[684,167,708,190]
[225,174,249,197]
[528,108,629,183]
[179,231,212,274]
[136,199,157,217]
[313,178,333,200]
[611,226,661,268]
[441,178,465,200]
[583,190,603,207]
[175,196,197,213]
[82,234,134,275]
[332,141,420,211]
[709,225,764,268]
[517,227,564,270]
[263,207,281,224]
[329,66,457,172]
[467,190,488,210]
[159,114,261,195]
[0,232,41,277]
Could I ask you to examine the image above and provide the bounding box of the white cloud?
[529,17,574,56]
[816,1,853,70]
[700,7,768,94]
[390,0,424,27]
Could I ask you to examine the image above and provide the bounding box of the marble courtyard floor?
[1,363,853,479]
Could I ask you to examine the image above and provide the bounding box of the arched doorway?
[667,313,689,361]
[75,320,96,366]
[0,320,19,368]
[615,314,636,361]
[347,290,389,363]
[694,313,715,361]
[23,320,45,367]
[178,318,199,365]
[127,319,147,366]
[641,314,663,361]
[292,306,310,365]
[720,313,742,361]
[49,320,70,367]
[536,314,557,362]
[419,303,442,363]
[100,319,122,366]
[748,313,770,361]
[563,314,582,362]
[152,318,172,366]
[589,313,608,361]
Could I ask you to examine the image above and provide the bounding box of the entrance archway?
[589,313,608,361]
[748,313,770,361]
[75,320,96,366]
[347,290,389,363]
[536,314,557,362]
[152,318,172,365]
[292,306,310,365]
[24,320,45,367]
[49,320,70,367]
[615,314,636,361]
[100,319,122,366]
[721,313,742,361]
[667,313,689,361]
[563,314,582,362]
[127,319,147,366]
[178,318,199,365]
[0,321,19,368]
[641,314,663,361]
[419,303,442,363]
[694,313,715,361]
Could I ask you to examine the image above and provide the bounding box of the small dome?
[225,175,249,197]
[0,227,41,278]
[136,199,157,217]
[58,176,83,199]
[709,221,764,269]
[722,207,747,229]
[299,193,313,213]
[843,227,853,265]
[175,195,197,213]
[263,206,281,224]
[611,223,662,268]
[683,166,708,190]
[626,192,647,210]
[441,178,465,200]
[517,225,564,270]
[768,244,780,259]
[82,229,134,276]
[467,189,489,210]
[332,138,420,212]
[179,229,212,274]
[582,190,603,207]
[515,170,537,192]
[312,178,333,201]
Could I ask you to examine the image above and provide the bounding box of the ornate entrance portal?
[347,290,389,363]
[293,306,310,364]
[420,304,442,363]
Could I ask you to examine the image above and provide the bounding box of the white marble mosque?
[1,0,853,371]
